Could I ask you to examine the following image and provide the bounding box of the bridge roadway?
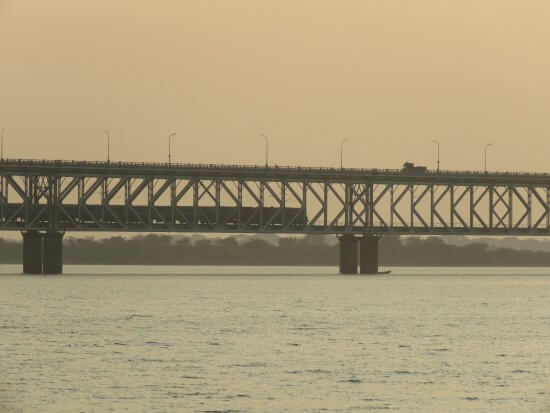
[1,158,550,274]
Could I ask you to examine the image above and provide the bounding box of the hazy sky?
[1,1,549,172]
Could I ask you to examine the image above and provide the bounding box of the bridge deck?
[1,158,550,184]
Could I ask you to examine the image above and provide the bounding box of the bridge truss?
[1,159,549,236]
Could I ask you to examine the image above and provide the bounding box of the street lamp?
[484,143,492,172]
[102,129,110,163]
[261,133,269,167]
[168,132,176,165]
[432,139,440,172]
[340,138,349,169]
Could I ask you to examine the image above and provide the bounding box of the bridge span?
[1,158,549,274]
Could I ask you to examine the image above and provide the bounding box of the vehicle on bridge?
[402,162,427,175]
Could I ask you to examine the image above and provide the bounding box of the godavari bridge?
[2,158,549,274]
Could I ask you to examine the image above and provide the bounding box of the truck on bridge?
[402,162,427,175]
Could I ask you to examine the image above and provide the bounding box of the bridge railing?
[1,157,549,179]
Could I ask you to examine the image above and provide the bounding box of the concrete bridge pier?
[43,231,64,275]
[339,234,358,274]
[22,231,44,274]
[360,235,381,274]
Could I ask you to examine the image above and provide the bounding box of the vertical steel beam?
[193,179,198,229]
[215,179,221,229]
[124,178,130,226]
[368,183,374,233]
[390,185,394,228]
[0,174,6,224]
[430,185,434,229]
[489,185,494,229]
[260,180,264,229]
[469,185,474,229]
[101,177,107,227]
[237,180,242,230]
[281,180,286,228]
[77,177,83,226]
[410,185,414,228]
[48,174,58,232]
[303,181,307,227]
[528,186,532,230]
[0,174,4,221]
[450,185,454,229]
[24,175,30,226]
[148,179,154,228]
[323,181,328,229]
[506,185,514,230]
[28,176,34,205]
[346,182,352,229]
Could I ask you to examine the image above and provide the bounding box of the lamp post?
[340,138,349,169]
[168,132,176,165]
[102,129,110,163]
[433,139,440,172]
[484,143,492,172]
[261,133,269,167]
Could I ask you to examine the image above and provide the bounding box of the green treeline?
[1,235,550,266]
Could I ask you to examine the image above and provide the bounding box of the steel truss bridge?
[2,158,549,275]
[1,158,550,236]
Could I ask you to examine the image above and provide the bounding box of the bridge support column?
[43,231,64,275]
[22,231,43,274]
[339,234,358,274]
[360,235,380,274]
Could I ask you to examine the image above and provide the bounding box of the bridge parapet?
[1,158,550,184]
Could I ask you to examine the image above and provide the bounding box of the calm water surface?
[1,265,549,412]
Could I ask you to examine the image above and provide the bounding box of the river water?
[0,265,549,412]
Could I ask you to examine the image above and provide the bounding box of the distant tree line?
[379,236,550,267]
[1,234,550,266]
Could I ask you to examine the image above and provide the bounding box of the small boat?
[354,270,391,275]
[342,270,392,275]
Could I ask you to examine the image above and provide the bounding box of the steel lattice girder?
[0,163,549,235]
